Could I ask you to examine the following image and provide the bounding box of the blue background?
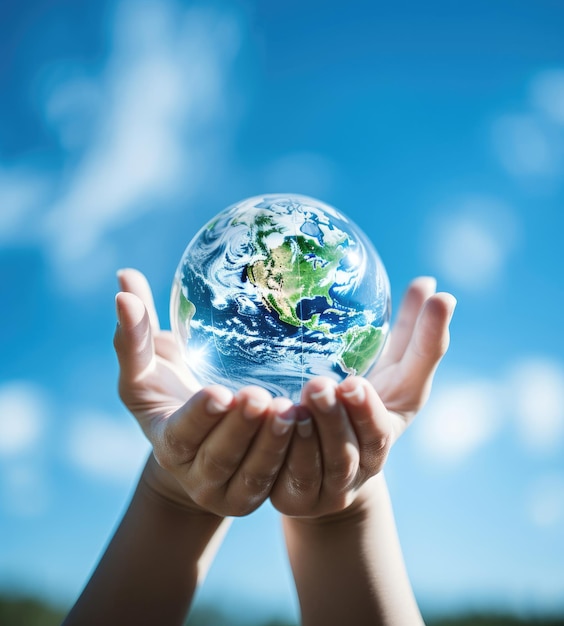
[1,0,563,621]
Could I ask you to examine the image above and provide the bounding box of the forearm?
[283,473,423,626]
[64,456,229,626]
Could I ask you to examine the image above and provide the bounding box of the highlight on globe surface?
[170,194,391,402]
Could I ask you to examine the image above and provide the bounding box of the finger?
[338,377,392,474]
[117,269,199,390]
[270,405,323,515]
[301,377,360,494]
[191,386,273,490]
[226,396,296,515]
[151,385,234,468]
[396,292,457,409]
[114,291,156,383]
[117,268,160,333]
[154,331,201,391]
[378,276,437,368]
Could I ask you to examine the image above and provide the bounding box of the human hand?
[270,277,456,518]
[114,268,297,517]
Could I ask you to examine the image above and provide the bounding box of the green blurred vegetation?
[427,616,564,626]
[0,594,65,626]
[1,593,564,626]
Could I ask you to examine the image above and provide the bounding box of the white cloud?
[0,381,46,456]
[2,0,241,291]
[67,411,150,482]
[414,356,564,465]
[41,1,240,260]
[415,379,504,464]
[428,197,519,291]
[531,69,564,126]
[506,358,564,454]
[0,169,48,243]
[491,67,564,182]
[0,382,50,517]
[43,74,103,153]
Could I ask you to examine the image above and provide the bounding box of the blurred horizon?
[1,0,564,622]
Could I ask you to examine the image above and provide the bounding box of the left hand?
[114,269,297,518]
[270,277,456,518]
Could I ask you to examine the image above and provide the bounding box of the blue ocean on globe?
[170,194,391,402]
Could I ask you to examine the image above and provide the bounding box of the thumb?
[114,291,156,383]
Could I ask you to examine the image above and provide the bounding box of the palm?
[122,333,197,425]
[366,276,454,442]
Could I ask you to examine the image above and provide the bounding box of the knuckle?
[325,451,359,487]
[363,431,391,457]
[286,473,320,496]
[200,448,235,482]
[240,468,277,494]
[151,448,176,473]
[162,427,196,465]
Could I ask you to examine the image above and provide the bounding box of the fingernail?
[447,295,458,321]
[116,269,126,288]
[206,390,234,415]
[297,418,313,438]
[272,411,295,436]
[115,294,123,326]
[310,383,337,412]
[243,396,269,420]
[341,380,366,406]
[422,276,437,291]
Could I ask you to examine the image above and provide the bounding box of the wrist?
[283,473,384,530]
[139,453,224,523]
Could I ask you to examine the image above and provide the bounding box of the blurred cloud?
[507,358,564,454]
[531,69,564,126]
[415,356,564,465]
[66,411,150,483]
[492,114,556,178]
[0,381,46,456]
[415,379,503,464]
[2,0,242,291]
[0,168,47,244]
[43,74,104,153]
[0,381,50,517]
[427,197,519,291]
[492,67,564,181]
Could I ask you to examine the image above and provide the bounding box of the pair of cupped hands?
[114,268,455,521]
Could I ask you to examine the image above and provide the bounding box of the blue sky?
[1,0,564,620]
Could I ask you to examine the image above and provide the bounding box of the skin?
[276,276,455,626]
[63,269,455,626]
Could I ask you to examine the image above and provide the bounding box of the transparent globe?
[170,194,391,403]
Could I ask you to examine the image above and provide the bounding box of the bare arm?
[283,475,423,626]
[64,269,296,625]
[274,278,456,626]
[63,457,228,626]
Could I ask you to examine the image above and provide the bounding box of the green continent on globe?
[178,289,196,335]
[247,234,347,327]
[338,325,385,375]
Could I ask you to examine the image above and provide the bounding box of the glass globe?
[170,194,391,403]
